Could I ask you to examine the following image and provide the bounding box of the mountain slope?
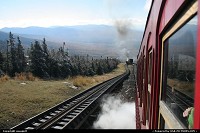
[0,31,62,50]
[0,25,143,59]
[1,25,143,44]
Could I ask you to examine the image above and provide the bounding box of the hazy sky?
[0,0,151,30]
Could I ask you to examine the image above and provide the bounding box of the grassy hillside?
[0,63,126,129]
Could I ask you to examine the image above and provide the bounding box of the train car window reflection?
[143,56,146,92]
[148,52,152,85]
[146,51,152,123]
[163,15,197,128]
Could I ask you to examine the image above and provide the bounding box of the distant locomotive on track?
[126,59,133,65]
[136,0,200,129]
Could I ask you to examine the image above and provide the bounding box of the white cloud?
[0,1,148,29]
[0,18,113,28]
[0,17,143,29]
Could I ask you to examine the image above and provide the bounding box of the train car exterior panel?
[137,0,164,129]
[194,2,200,128]
[136,0,199,129]
[160,3,195,128]
[160,0,184,33]
[156,0,186,129]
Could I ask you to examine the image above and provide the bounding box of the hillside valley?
[0,25,143,59]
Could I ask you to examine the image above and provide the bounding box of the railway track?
[11,71,129,129]
[166,85,194,111]
[166,85,194,127]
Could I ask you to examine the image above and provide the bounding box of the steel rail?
[11,71,129,129]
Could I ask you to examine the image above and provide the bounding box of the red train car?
[136,0,200,129]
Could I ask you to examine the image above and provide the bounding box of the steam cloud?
[115,19,132,39]
[116,21,134,61]
[105,0,145,61]
[93,95,136,129]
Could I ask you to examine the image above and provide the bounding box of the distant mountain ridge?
[0,31,62,49]
[1,25,143,44]
[0,25,143,59]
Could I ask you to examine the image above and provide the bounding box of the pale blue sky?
[0,0,151,30]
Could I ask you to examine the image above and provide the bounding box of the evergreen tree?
[92,62,96,72]
[0,52,5,71]
[16,36,26,73]
[106,57,111,72]
[42,38,51,77]
[97,63,103,75]
[8,32,18,76]
[49,58,61,78]
[30,41,50,78]
[87,67,95,76]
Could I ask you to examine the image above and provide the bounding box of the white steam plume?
[93,95,135,129]
[114,19,135,61]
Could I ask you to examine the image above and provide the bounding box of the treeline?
[167,60,195,82]
[0,32,120,79]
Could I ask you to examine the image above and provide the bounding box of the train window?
[140,56,145,107]
[163,15,197,128]
[148,51,152,88]
[143,56,146,90]
[146,51,152,124]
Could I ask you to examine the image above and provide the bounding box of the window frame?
[148,50,153,93]
[158,1,198,129]
[146,49,153,127]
